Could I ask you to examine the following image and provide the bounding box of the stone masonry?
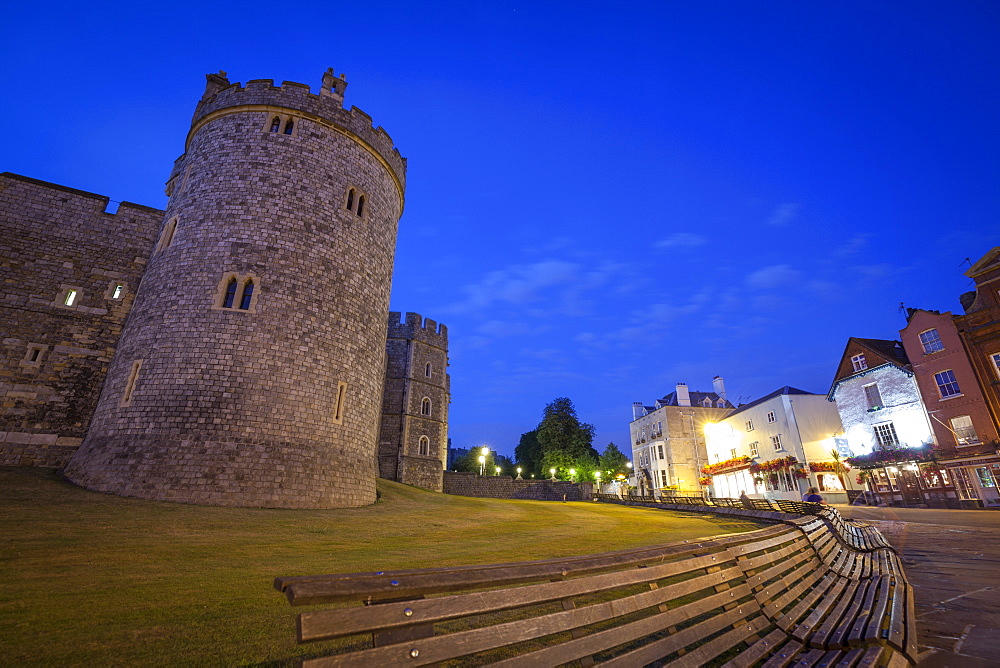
[0,69,448,508]
[379,312,450,492]
[0,174,162,466]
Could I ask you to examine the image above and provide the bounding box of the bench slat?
[722,627,788,668]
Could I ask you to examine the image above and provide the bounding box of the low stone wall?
[0,433,81,468]
[443,471,593,501]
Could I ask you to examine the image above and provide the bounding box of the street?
[833,505,1000,667]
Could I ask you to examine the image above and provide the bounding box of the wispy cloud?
[745,264,801,290]
[765,202,799,226]
[655,232,707,249]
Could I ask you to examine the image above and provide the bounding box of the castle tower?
[379,312,450,491]
[64,70,406,508]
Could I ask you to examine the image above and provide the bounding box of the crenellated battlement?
[188,70,406,189]
[387,311,448,346]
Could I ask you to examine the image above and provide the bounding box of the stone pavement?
[835,506,1000,667]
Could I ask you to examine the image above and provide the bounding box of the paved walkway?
[834,505,1000,667]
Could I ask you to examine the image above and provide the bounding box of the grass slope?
[0,467,761,665]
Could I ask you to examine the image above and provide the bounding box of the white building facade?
[703,387,848,502]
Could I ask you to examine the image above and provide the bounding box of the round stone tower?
[64,70,406,508]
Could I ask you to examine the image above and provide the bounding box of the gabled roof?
[828,337,912,399]
[726,386,816,417]
[966,247,1000,279]
[656,390,734,409]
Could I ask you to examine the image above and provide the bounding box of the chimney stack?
[713,376,727,402]
[676,383,691,407]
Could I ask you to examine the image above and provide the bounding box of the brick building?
[1,70,448,507]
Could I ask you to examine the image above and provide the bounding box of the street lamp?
[478,454,486,476]
[569,468,576,482]
[495,466,501,476]
[516,467,522,480]
[549,467,556,481]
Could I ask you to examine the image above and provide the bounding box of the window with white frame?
[950,415,979,445]
[873,422,900,449]
[750,441,759,457]
[771,434,782,451]
[934,369,961,398]
[660,470,668,487]
[863,383,883,410]
[919,329,944,354]
[766,411,775,423]
[851,354,867,372]
[746,420,754,431]
[657,444,664,459]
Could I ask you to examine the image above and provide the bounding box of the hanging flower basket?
[698,476,713,486]
[846,445,934,469]
[792,468,809,479]
[700,455,753,476]
[809,461,850,473]
[749,455,797,474]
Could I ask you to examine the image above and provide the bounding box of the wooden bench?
[274,517,916,666]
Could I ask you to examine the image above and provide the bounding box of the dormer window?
[851,354,867,372]
[701,397,712,407]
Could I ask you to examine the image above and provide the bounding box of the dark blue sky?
[3,1,998,457]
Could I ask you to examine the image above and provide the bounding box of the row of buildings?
[625,247,1000,508]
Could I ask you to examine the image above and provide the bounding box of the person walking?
[804,487,824,503]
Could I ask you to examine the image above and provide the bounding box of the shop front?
[937,446,1000,508]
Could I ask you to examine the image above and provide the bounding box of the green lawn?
[0,467,762,666]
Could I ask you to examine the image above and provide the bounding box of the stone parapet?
[443,472,593,501]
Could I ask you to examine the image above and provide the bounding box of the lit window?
[421,397,431,416]
[112,284,124,299]
[863,383,883,410]
[63,290,77,306]
[950,415,979,446]
[766,411,775,423]
[750,442,759,457]
[851,354,867,372]
[771,435,782,451]
[418,436,429,456]
[746,420,754,432]
[919,329,944,354]
[934,370,961,398]
[873,422,899,449]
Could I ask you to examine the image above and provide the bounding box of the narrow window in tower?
[356,195,365,216]
[21,344,46,367]
[239,280,254,310]
[332,381,348,425]
[421,397,431,416]
[418,436,429,456]
[121,360,143,407]
[63,290,77,307]
[157,217,178,252]
[424,362,432,377]
[346,188,355,211]
[270,116,281,133]
[112,284,124,299]
[283,119,294,135]
[222,278,238,308]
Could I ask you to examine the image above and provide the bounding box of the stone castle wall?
[63,71,406,508]
[0,174,162,467]
[443,472,594,501]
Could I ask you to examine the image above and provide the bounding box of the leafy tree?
[537,397,595,479]
[495,454,516,476]
[599,442,629,477]
[451,447,495,474]
[514,430,542,477]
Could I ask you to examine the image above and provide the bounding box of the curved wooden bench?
[274,517,916,666]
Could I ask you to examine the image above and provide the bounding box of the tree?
[451,447,496,475]
[514,430,542,477]
[599,442,629,477]
[495,454,516,476]
[536,397,595,479]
